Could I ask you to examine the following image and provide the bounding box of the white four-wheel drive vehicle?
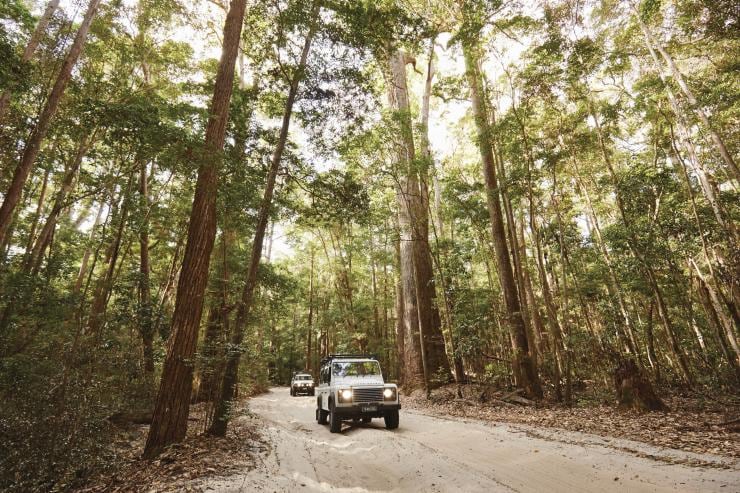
[290,372,315,396]
[315,354,400,433]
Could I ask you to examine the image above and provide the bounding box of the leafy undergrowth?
[76,401,267,493]
[403,384,740,459]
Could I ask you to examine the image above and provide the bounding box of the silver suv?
[315,354,400,433]
[291,372,315,396]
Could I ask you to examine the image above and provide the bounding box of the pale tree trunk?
[0,0,61,120]
[87,175,133,335]
[690,259,740,371]
[634,12,739,181]
[636,21,736,236]
[461,34,542,398]
[515,110,567,397]
[74,202,104,294]
[419,42,464,384]
[153,228,185,340]
[208,6,319,436]
[143,0,248,458]
[0,0,102,246]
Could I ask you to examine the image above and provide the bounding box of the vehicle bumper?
[292,386,314,394]
[334,402,401,418]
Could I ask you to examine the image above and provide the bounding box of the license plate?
[361,405,377,412]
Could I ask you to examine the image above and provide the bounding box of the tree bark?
[143,0,248,458]
[208,6,318,436]
[0,0,102,246]
[386,50,428,393]
[461,33,542,399]
[0,0,61,120]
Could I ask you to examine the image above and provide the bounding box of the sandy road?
[203,387,739,492]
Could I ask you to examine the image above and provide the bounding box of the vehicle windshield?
[295,375,312,380]
[332,361,381,377]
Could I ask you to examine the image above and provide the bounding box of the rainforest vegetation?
[0,0,737,490]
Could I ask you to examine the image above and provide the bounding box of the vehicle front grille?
[352,387,383,403]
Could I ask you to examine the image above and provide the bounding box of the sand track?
[202,387,739,492]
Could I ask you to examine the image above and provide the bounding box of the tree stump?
[613,359,668,412]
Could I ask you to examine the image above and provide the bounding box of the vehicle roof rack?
[319,354,378,366]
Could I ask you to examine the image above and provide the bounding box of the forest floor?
[76,385,740,492]
[197,387,736,492]
[403,383,740,460]
[77,400,268,493]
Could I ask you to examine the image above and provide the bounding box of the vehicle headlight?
[383,387,396,401]
[341,389,353,400]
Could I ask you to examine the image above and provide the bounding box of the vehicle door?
[319,365,330,410]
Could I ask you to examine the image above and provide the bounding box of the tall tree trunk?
[394,229,405,387]
[588,101,693,385]
[87,175,133,335]
[143,0,248,458]
[0,0,61,120]
[386,50,428,393]
[138,163,154,375]
[74,202,104,294]
[22,168,50,263]
[27,134,94,274]
[0,0,102,246]
[306,248,314,373]
[461,32,542,399]
[208,7,318,436]
[418,41,461,384]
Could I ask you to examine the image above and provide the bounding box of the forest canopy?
[0,0,737,490]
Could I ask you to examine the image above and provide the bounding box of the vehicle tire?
[317,397,329,424]
[329,402,342,433]
[384,410,399,430]
[310,389,315,396]
[290,388,294,397]
[362,417,372,424]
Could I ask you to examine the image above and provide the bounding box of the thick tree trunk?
[143,0,248,458]
[208,8,318,437]
[386,50,427,392]
[461,37,542,399]
[0,0,61,120]
[614,358,668,412]
[0,0,102,246]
